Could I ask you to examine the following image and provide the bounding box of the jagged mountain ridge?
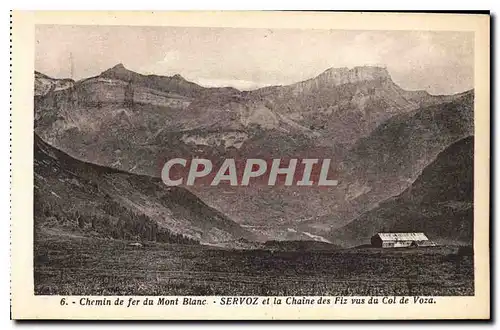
[34,64,458,170]
[99,63,219,98]
[242,66,453,146]
[34,134,252,244]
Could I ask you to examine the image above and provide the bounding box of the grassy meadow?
[34,230,474,296]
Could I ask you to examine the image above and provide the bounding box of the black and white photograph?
[9,10,490,320]
[33,25,476,297]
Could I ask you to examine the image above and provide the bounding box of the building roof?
[374,232,429,241]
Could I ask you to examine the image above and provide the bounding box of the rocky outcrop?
[289,66,391,94]
[35,71,74,96]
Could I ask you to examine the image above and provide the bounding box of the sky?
[35,25,474,95]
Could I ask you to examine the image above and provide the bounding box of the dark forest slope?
[34,135,252,244]
[330,136,474,247]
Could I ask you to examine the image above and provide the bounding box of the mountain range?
[34,64,474,247]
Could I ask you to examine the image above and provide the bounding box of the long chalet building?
[370,232,436,248]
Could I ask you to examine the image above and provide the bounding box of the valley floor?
[34,230,474,296]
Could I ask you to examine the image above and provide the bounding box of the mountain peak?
[101,64,188,82]
[103,63,130,74]
[318,66,391,85]
[111,63,126,70]
[96,63,205,96]
[100,63,136,81]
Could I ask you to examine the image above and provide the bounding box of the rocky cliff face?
[290,66,392,93]
[244,66,447,149]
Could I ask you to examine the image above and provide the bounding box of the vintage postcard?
[11,11,490,320]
